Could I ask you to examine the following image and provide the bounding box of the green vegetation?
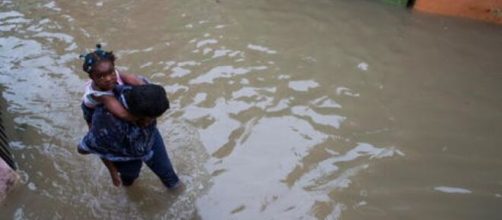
[382,0,413,7]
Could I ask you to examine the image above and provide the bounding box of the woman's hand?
[136,117,155,128]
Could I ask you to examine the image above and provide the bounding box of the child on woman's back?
[79,44,145,186]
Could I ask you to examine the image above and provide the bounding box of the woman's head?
[82,44,117,90]
[123,84,170,119]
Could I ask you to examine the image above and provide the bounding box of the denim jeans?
[112,130,180,188]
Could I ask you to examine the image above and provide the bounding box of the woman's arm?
[95,95,138,122]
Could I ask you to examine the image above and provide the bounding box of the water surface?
[1,0,501,219]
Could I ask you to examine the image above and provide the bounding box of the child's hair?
[124,84,170,118]
[81,44,116,75]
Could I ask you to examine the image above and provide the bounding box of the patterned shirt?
[79,85,156,161]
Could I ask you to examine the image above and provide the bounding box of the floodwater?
[1,0,501,219]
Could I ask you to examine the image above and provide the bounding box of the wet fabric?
[80,103,95,125]
[78,85,155,161]
[112,129,180,188]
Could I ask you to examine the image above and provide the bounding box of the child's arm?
[95,95,138,122]
[101,158,121,187]
[119,73,145,86]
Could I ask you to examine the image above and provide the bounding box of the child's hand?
[120,73,145,86]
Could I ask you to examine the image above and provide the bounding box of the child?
[79,44,145,186]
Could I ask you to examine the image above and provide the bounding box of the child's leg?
[77,141,91,155]
[101,158,121,187]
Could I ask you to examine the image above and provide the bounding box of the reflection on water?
[1,0,502,219]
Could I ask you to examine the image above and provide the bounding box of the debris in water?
[357,62,369,71]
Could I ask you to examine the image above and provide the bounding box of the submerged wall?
[382,0,502,24]
[415,0,502,24]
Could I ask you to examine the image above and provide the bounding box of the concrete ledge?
[415,0,502,24]
[0,158,18,203]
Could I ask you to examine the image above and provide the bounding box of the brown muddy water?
[1,0,502,219]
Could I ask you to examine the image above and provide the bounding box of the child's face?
[90,61,117,91]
